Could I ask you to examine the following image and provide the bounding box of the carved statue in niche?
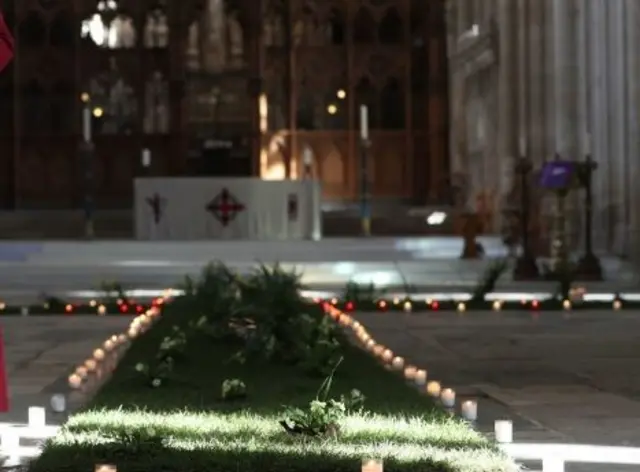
[109,13,136,48]
[81,0,120,48]
[186,20,201,70]
[226,13,244,66]
[143,71,170,134]
[293,11,323,46]
[200,0,226,72]
[144,8,169,48]
[264,14,284,46]
[88,58,137,134]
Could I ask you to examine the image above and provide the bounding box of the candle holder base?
[513,253,540,280]
[575,252,603,281]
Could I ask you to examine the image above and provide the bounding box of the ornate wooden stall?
[0,0,449,208]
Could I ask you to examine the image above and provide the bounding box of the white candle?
[414,369,427,385]
[141,148,151,167]
[360,105,369,141]
[372,345,384,357]
[494,419,513,443]
[441,388,456,408]
[83,105,92,142]
[404,366,417,380]
[461,400,478,421]
[362,458,383,472]
[381,349,393,362]
[426,381,441,397]
[28,406,46,428]
[391,356,404,370]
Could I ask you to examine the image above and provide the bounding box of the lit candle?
[494,419,513,443]
[381,349,393,363]
[492,300,502,311]
[141,148,151,167]
[372,345,384,357]
[440,388,456,408]
[403,301,412,312]
[360,105,369,141]
[461,400,478,421]
[68,374,82,389]
[93,349,105,361]
[85,359,97,372]
[365,339,375,350]
[95,465,117,472]
[362,458,383,472]
[457,302,466,312]
[426,381,441,397]
[391,356,404,370]
[83,105,92,142]
[414,369,427,385]
[404,365,417,380]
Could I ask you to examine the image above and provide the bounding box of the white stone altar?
[134,178,322,240]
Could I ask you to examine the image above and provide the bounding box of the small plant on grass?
[157,326,187,361]
[221,378,247,401]
[280,358,365,437]
[134,357,174,388]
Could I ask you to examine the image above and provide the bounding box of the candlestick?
[461,400,478,421]
[440,388,456,408]
[360,105,369,141]
[83,105,92,143]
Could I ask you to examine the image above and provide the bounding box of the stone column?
[626,0,640,264]
[527,0,544,165]
[588,0,610,251]
[551,0,579,159]
[608,0,629,254]
[516,0,528,155]
[496,0,516,181]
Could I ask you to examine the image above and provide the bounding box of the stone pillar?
[608,0,628,254]
[527,0,544,165]
[497,0,516,183]
[551,0,579,158]
[516,0,528,154]
[588,0,610,251]
[626,0,640,264]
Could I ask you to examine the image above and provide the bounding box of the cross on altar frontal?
[134,177,322,240]
[206,189,245,227]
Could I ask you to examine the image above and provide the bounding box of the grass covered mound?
[30,264,517,472]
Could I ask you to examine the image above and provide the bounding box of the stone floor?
[355,310,640,471]
[4,312,640,471]
[0,316,130,425]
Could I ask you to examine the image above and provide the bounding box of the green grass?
[30,300,517,472]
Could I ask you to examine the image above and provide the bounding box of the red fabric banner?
[0,11,14,73]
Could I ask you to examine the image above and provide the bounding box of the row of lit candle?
[323,297,625,312]
[68,305,163,392]
[326,305,478,422]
